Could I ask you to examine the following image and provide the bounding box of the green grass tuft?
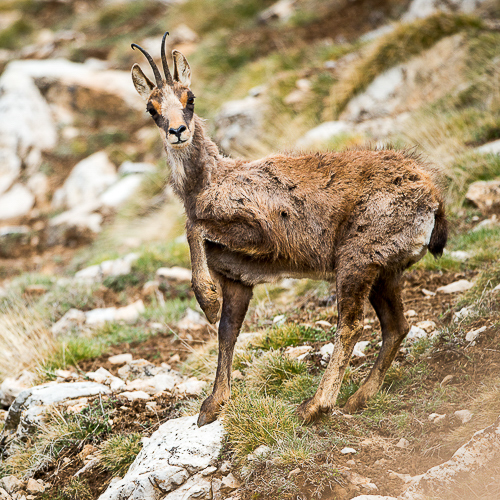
[247,351,309,396]
[251,324,332,350]
[222,390,300,459]
[100,433,143,476]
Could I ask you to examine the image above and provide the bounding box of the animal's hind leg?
[297,262,380,423]
[343,272,409,413]
[197,275,253,427]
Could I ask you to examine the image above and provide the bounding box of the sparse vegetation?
[0,403,111,478]
[329,12,484,117]
[100,433,143,476]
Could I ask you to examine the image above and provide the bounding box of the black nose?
[168,125,187,136]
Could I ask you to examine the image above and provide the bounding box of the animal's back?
[199,148,444,272]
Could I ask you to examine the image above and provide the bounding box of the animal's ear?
[131,63,155,100]
[172,50,191,87]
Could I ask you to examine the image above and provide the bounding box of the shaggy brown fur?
[131,36,448,427]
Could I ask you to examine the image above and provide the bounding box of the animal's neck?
[166,115,220,204]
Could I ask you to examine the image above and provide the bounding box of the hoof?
[197,395,222,427]
[296,397,326,423]
[343,392,368,414]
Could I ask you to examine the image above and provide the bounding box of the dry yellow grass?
[0,299,56,381]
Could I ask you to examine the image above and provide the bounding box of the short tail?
[429,200,448,257]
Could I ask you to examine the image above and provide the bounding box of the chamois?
[131,33,448,427]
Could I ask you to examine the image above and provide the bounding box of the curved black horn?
[161,31,173,85]
[131,43,164,88]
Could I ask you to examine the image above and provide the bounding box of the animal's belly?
[205,243,335,286]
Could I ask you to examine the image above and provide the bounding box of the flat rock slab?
[3,382,110,433]
[99,414,224,500]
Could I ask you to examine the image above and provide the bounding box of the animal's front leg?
[186,221,220,324]
[198,276,253,427]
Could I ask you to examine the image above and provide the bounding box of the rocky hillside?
[1,0,500,499]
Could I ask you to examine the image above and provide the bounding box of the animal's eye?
[147,105,157,117]
[187,96,195,106]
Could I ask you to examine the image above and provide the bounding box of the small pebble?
[341,447,356,454]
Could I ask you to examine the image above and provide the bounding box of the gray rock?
[156,266,192,283]
[436,280,474,294]
[51,308,86,336]
[0,487,13,500]
[0,370,36,407]
[98,415,224,500]
[52,152,117,210]
[466,180,500,215]
[3,382,110,434]
[214,94,267,154]
[295,121,351,149]
[476,139,500,155]
[454,409,473,424]
[403,0,490,22]
[258,0,297,24]
[0,63,57,195]
[343,66,404,122]
[100,174,143,208]
[118,359,161,380]
[0,476,22,494]
[75,253,139,282]
[47,202,103,246]
[109,353,133,365]
[0,184,35,220]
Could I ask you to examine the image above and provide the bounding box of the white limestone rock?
[0,63,57,195]
[118,359,159,380]
[465,325,486,342]
[476,139,500,155]
[436,280,474,294]
[176,378,208,396]
[85,307,117,326]
[214,94,267,154]
[100,174,143,208]
[341,447,356,454]
[415,320,437,333]
[295,121,351,149]
[342,66,404,122]
[115,300,145,324]
[3,382,110,435]
[6,58,143,113]
[177,308,207,330]
[284,345,313,359]
[75,253,139,282]
[454,409,473,424]
[320,343,334,359]
[119,391,150,401]
[52,152,117,210]
[403,0,490,22]
[0,184,35,220]
[156,266,192,283]
[108,353,133,365]
[0,370,36,407]
[47,202,103,246]
[51,308,86,336]
[466,180,500,214]
[353,341,370,357]
[98,415,224,500]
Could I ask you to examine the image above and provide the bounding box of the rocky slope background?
[1,0,500,498]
